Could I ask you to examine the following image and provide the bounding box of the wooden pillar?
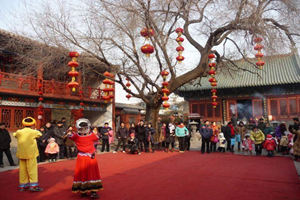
[263,97,268,121]
[222,99,227,123]
[37,64,44,129]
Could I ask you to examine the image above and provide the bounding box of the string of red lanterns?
[175,28,184,63]
[67,52,80,92]
[254,37,265,70]
[208,53,218,109]
[161,70,170,109]
[140,28,155,57]
[125,77,132,100]
[102,71,115,103]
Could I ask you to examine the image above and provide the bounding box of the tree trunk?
[145,103,161,132]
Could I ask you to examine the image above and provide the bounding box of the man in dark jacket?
[136,120,146,152]
[101,123,112,152]
[113,122,129,153]
[199,120,213,154]
[224,121,235,152]
[145,123,156,153]
[53,121,67,159]
[0,123,15,167]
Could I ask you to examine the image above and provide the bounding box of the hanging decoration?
[102,71,114,103]
[140,27,155,57]
[37,79,43,119]
[125,77,132,100]
[254,37,265,70]
[67,52,80,92]
[161,70,170,109]
[208,53,218,108]
[175,27,184,63]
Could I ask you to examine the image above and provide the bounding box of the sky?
[0,0,299,104]
[0,0,145,104]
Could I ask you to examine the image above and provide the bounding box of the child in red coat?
[264,134,276,157]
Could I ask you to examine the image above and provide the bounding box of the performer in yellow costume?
[13,117,43,192]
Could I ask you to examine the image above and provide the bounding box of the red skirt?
[72,154,103,193]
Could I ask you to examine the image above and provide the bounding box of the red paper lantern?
[69,52,79,58]
[211,95,217,100]
[176,55,185,62]
[68,61,79,68]
[255,52,264,58]
[38,91,43,96]
[80,102,85,106]
[38,111,43,115]
[67,81,79,89]
[38,97,43,101]
[126,94,132,99]
[141,44,154,57]
[175,28,184,34]
[126,82,131,87]
[211,89,217,93]
[209,77,216,83]
[163,103,170,108]
[68,71,79,77]
[209,62,216,68]
[140,28,149,37]
[254,44,263,51]
[148,28,155,37]
[256,60,265,66]
[162,88,170,94]
[103,88,114,92]
[102,96,110,101]
[211,82,217,87]
[212,102,218,107]
[208,54,215,59]
[254,37,263,43]
[208,70,216,75]
[176,37,184,44]
[176,46,184,52]
[162,81,169,87]
[162,96,169,101]
[104,71,113,77]
[161,70,169,76]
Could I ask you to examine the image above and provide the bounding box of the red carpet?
[0,152,299,200]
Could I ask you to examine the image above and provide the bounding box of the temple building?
[177,53,300,123]
[0,29,116,131]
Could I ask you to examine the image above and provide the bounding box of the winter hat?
[49,138,55,142]
[22,117,36,127]
[219,132,224,138]
[267,134,272,139]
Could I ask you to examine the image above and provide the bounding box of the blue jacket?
[200,125,213,139]
[175,126,189,137]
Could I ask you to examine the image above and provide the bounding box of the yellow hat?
[22,117,36,127]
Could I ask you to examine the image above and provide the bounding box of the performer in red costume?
[68,118,103,199]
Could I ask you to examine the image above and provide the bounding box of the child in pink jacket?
[242,134,254,155]
[45,138,59,162]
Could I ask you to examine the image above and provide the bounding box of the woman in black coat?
[145,123,156,153]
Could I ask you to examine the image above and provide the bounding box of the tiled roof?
[178,53,300,91]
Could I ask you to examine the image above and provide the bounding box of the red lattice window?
[43,109,52,125]
[279,99,288,116]
[214,103,221,118]
[270,100,278,116]
[289,99,297,115]
[200,104,206,116]
[14,109,24,128]
[207,103,213,118]
[1,109,11,128]
[26,109,35,118]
